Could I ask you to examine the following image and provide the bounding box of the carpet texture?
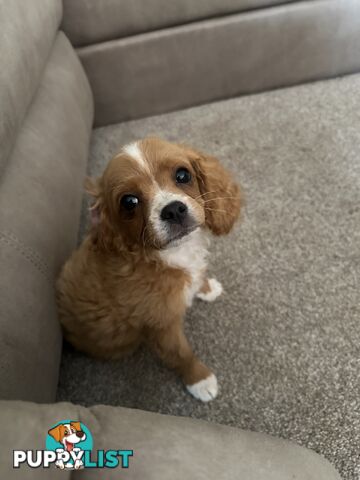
[57,75,360,479]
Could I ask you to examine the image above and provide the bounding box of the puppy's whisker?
[142,225,148,247]
[204,207,228,214]
[203,196,239,203]
[194,190,220,200]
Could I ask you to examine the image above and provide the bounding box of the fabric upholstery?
[0,400,340,479]
[0,32,94,402]
[0,0,62,177]
[61,0,294,47]
[78,0,360,127]
[59,73,360,480]
[0,240,61,403]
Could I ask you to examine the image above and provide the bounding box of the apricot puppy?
[57,137,241,402]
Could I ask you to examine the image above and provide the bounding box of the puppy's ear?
[70,421,81,431]
[84,176,100,197]
[84,177,116,251]
[190,150,241,235]
[85,177,101,226]
[48,424,63,442]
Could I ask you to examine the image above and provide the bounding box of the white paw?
[196,278,223,302]
[74,460,84,469]
[186,374,218,402]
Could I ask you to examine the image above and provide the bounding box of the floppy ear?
[84,176,100,197]
[85,177,102,226]
[48,424,63,443]
[70,421,81,431]
[84,176,118,251]
[190,151,241,235]
[84,177,110,248]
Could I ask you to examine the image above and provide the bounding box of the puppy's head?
[87,138,241,252]
[48,422,86,450]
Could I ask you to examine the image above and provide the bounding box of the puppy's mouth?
[64,439,74,452]
[162,224,199,248]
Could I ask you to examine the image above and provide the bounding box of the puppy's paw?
[196,278,223,302]
[74,460,84,470]
[186,374,218,402]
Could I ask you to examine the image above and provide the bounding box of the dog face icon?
[48,422,86,451]
[48,422,87,470]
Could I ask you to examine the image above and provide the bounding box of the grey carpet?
[57,74,360,479]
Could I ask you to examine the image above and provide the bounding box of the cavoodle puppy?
[57,137,241,402]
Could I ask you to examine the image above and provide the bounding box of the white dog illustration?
[48,422,86,469]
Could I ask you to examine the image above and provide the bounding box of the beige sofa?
[1,0,360,478]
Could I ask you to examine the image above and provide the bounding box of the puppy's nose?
[161,201,188,224]
[76,431,85,438]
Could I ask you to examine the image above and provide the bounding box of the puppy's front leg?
[196,277,223,302]
[149,322,218,402]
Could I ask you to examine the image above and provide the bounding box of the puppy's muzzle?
[161,201,188,225]
[160,200,198,245]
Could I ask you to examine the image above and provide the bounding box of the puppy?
[48,422,86,469]
[57,138,241,402]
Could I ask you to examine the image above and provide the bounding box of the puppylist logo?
[13,420,133,470]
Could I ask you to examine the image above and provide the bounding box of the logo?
[13,420,133,470]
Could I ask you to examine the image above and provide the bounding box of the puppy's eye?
[175,168,191,184]
[121,195,139,211]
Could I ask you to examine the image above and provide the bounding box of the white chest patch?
[159,228,210,307]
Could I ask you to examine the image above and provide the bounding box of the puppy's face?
[87,138,241,251]
[48,422,86,451]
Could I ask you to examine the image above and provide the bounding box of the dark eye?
[175,168,191,184]
[121,195,139,211]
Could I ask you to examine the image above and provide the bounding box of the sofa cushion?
[0,239,62,404]
[62,0,296,47]
[77,0,360,126]
[0,0,62,177]
[0,400,340,479]
[0,32,93,402]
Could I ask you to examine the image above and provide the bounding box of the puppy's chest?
[159,229,209,307]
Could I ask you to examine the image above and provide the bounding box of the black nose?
[76,431,84,438]
[160,201,188,224]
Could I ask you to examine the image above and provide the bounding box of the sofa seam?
[0,231,51,280]
[72,0,310,49]
[76,0,314,51]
